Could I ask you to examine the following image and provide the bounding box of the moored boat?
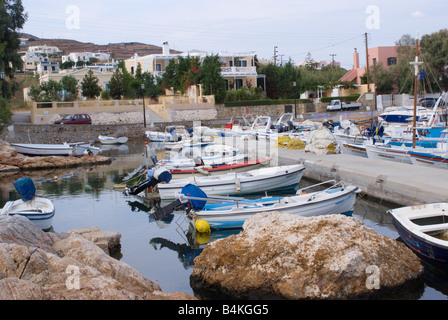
[157,164,305,200]
[0,177,55,230]
[10,143,73,156]
[98,135,128,145]
[153,181,360,231]
[388,203,448,264]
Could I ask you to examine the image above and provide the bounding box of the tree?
[0,0,27,101]
[0,97,12,132]
[198,55,226,103]
[421,29,448,91]
[81,70,102,99]
[28,84,42,101]
[108,70,125,99]
[40,79,62,101]
[61,75,79,101]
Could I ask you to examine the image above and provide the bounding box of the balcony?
[221,66,257,77]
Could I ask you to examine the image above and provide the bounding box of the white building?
[28,45,61,55]
[62,52,111,64]
[36,58,60,75]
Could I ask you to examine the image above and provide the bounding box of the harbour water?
[1,137,447,300]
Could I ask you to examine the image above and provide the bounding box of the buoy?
[195,219,211,234]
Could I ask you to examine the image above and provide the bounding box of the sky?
[20,0,448,69]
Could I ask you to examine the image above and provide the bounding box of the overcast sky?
[20,0,447,69]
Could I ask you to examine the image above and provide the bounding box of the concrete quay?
[277,148,448,207]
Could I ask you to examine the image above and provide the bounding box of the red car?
[55,114,92,125]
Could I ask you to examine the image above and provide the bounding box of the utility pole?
[329,54,337,66]
[365,32,371,92]
[273,46,278,65]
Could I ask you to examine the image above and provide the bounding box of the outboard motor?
[126,167,172,196]
[14,177,36,202]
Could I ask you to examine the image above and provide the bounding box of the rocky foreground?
[191,212,425,300]
[0,140,112,175]
[0,215,195,300]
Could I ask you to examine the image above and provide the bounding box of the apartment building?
[125,42,260,92]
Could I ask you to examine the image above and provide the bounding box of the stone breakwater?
[191,212,424,300]
[0,215,196,300]
[0,140,112,176]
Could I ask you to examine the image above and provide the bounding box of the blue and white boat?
[157,164,305,200]
[154,181,360,231]
[388,203,448,264]
[0,177,55,230]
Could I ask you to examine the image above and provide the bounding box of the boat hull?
[365,144,412,164]
[408,151,448,169]
[158,164,305,200]
[340,143,367,157]
[10,143,72,156]
[388,203,448,264]
[190,185,359,231]
[98,136,128,145]
[1,197,55,230]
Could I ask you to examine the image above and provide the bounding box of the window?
[236,60,248,67]
[387,57,397,66]
[155,64,162,72]
[229,60,233,67]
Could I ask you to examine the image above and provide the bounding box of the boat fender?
[196,167,210,176]
[235,174,241,191]
[195,219,211,234]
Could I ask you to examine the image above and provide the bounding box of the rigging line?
[420,54,443,93]
[288,34,364,57]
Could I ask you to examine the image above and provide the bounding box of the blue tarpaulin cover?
[14,177,36,202]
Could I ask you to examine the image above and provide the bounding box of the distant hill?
[19,33,182,60]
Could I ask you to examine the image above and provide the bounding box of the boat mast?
[409,35,423,148]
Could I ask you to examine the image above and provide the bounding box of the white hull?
[98,136,128,145]
[340,143,367,157]
[158,164,305,200]
[1,197,55,230]
[10,143,72,156]
[189,184,359,230]
[409,152,448,169]
[365,144,412,164]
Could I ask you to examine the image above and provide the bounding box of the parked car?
[55,114,92,125]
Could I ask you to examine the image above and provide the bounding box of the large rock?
[0,215,195,300]
[190,212,424,299]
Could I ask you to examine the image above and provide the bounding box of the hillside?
[20,33,182,60]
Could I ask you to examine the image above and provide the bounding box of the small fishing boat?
[365,144,413,164]
[0,177,55,230]
[146,125,190,142]
[157,164,305,200]
[388,203,448,264]
[70,142,101,156]
[10,143,73,156]
[340,143,368,157]
[98,135,128,145]
[153,181,359,231]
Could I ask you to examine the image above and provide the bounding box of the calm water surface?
[1,138,447,300]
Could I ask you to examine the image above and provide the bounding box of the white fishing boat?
[10,143,73,156]
[146,125,190,142]
[71,143,101,156]
[388,203,448,264]
[98,135,128,145]
[0,177,55,230]
[153,180,360,231]
[157,164,305,200]
[340,142,368,157]
[365,144,413,164]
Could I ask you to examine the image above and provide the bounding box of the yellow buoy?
[195,219,211,234]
